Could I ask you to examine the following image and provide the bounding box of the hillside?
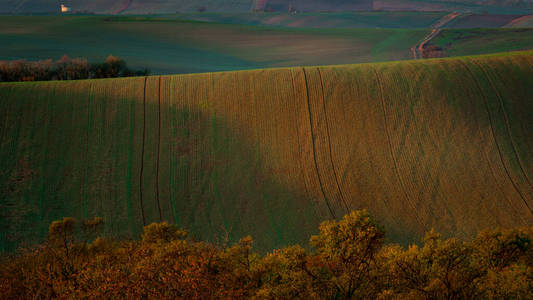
[1,52,533,252]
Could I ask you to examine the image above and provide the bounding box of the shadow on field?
[0,83,321,252]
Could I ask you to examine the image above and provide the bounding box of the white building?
[61,4,71,13]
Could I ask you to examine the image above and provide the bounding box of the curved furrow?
[458,60,532,214]
[82,82,94,220]
[139,77,147,226]
[302,67,336,219]
[472,60,533,192]
[2,52,533,251]
[372,68,425,228]
[289,69,319,219]
[156,76,163,222]
[316,67,350,213]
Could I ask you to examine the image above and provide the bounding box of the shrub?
[0,55,150,82]
[1,210,531,299]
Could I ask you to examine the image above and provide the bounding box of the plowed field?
[1,51,532,252]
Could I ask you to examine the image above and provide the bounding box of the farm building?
[60,4,71,13]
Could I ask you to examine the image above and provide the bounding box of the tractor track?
[302,67,336,219]
[459,61,532,214]
[156,76,163,222]
[82,82,94,219]
[412,12,461,59]
[289,69,319,219]
[139,77,147,226]
[472,61,533,191]
[373,68,425,228]
[113,0,132,14]
[316,67,350,213]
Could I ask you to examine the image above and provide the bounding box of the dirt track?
[412,12,461,59]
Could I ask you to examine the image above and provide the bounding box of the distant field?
[505,14,533,27]
[1,51,532,252]
[172,11,448,28]
[2,0,532,14]
[136,12,533,29]
[4,15,533,76]
[443,13,523,28]
[429,28,533,57]
[0,16,429,74]
[375,0,533,14]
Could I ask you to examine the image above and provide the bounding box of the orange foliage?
[1,211,532,299]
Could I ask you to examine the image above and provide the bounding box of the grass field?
[375,0,533,14]
[4,16,533,76]
[0,16,430,74]
[429,28,533,57]
[1,51,532,252]
[176,12,533,29]
[2,0,532,14]
[505,14,533,27]
[443,13,523,28]
[173,11,448,28]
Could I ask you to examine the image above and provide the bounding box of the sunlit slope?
[1,52,532,252]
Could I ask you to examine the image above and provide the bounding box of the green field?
[375,0,533,14]
[172,11,448,28]
[430,28,533,57]
[4,16,533,76]
[172,12,533,29]
[0,16,430,74]
[1,51,532,252]
[2,0,532,14]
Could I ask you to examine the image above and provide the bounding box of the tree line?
[0,55,150,82]
[0,210,531,299]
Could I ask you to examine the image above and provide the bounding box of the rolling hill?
[1,51,533,252]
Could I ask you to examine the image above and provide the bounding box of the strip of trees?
[0,55,150,82]
[1,210,531,299]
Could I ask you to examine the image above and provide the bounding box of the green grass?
[170,11,448,28]
[376,0,533,14]
[430,28,533,57]
[0,16,431,74]
[2,0,532,14]
[4,16,533,75]
[1,51,532,253]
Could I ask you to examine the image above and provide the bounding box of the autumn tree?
[1,210,532,299]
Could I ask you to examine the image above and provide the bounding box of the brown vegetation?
[421,45,446,58]
[0,55,149,82]
[1,210,531,299]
